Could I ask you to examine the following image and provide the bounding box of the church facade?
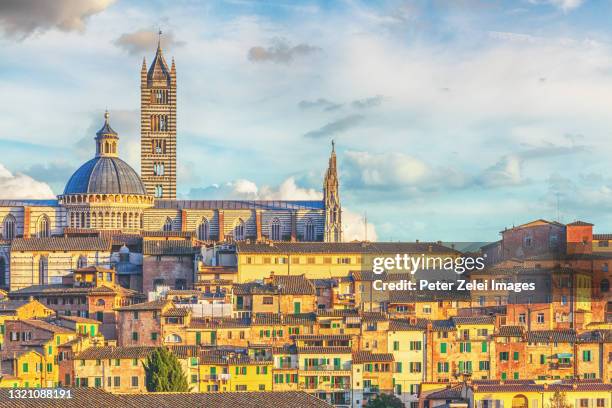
[0,40,342,288]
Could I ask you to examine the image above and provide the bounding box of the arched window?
[304,218,315,241]
[270,218,281,241]
[38,256,48,285]
[197,218,210,241]
[601,279,610,293]
[37,215,50,238]
[122,213,128,228]
[0,257,6,287]
[234,219,245,241]
[155,185,163,198]
[3,214,16,240]
[96,299,105,307]
[77,255,87,269]
[164,334,182,343]
[163,217,173,232]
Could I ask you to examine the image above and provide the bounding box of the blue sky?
[2,0,612,241]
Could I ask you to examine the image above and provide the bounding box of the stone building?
[0,40,343,290]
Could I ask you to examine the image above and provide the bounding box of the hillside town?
[1,33,611,408]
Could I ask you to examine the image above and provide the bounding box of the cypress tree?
[143,347,189,392]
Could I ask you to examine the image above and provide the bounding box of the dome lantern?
[95,110,119,158]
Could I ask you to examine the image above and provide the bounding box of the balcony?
[302,364,351,372]
[549,362,572,370]
[276,362,298,369]
[202,374,231,381]
[301,382,351,391]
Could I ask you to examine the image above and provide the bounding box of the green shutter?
[481,342,487,352]
[441,343,447,353]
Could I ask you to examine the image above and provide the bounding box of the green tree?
[143,347,189,392]
[365,393,405,408]
[549,390,572,408]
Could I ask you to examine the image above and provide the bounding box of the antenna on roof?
[363,211,368,242]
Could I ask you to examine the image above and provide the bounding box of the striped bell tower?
[140,30,177,199]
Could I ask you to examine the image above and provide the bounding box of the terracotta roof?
[361,312,388,322]
[272,274,316,295]
[58,315,101,324]
[293,334,352,341]
[0,300,29,313]
[567,221,593,226]
[236,241,458,254]
[577,330,612,343]
[389,289,470,302]
[167,345,200,358]
[389,318,428,331]
[352,351,394,364]
[0,388,332,408]
[190,317,251,329]
[142,230,194,238]
[143,239,197,255]
[252,313,317,326]
[425,385,464,400]
[162,307,190,317]
[317,309,359,318]
[117,299,171,311]
[495,326,524,337]
[21,319,74,334]
[526,329,577,343]
[11,237,111,252]
[75,346,157,360]
[593,234,612,240]
[432,319,456,331]
[297,346,352,354]
[452,316,495,325]
[199,350,271,365]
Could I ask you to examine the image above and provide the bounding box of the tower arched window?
[37,215,50,238]
[163,217,173,232]
[270,218,281,241]
[197,218,210,241]
[3,215,16,240]
[304,218,315,241]
[234,219,245,241]
[38,256,48,285]
[0,257,6,287]
[155,185,163,198]
[122,213,128,228]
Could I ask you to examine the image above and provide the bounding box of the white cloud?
[0,0,115,39]
[115,29,185,55]
[0,163,55,199]
[477,155,524,188]
[343,208,377,242]
[531,0,584,12]
[342,151,431,188]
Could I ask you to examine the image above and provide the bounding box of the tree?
[365,393,405,408]
[143,347,189,392]
[549,390,572,408]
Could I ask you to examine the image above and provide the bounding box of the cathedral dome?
[63,156,147,195]
[63,111,147,196]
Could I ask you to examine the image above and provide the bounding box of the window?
[409,362,421,373]
[537,313,545,323]
[304,219,315,241]
[3,215,16,240]
[393,341,399,351]
[153,162,165,176]
[604,263,609,272]
[132,332,138,341]
[580,400,589,408]
[197,218,210,240]
[597,400,605,408]
[500,352,509,361]
[262,296,273,305]
[234,219,245,240]
[601,279,610,293]
[131,376,138,387]
[519,313,526,323]
[164,334,182,343]
[270,218,281,240]
[37,215,50,238]
[583,350,592,362]
[114,376,120,387]
[524,236,533,247]
[152,139,166,154]
[163,217,172,231]
[440,343,447,353]
[513,351,520,361]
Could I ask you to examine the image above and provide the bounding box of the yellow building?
[388,318,427,406]
[351,351,394,408]
[468,381,612,408]
[0,299,54,348]
[236,242,459,282]
[0,349,46,388]
[451,316,495,380]
[199,350,273,393]
[297,345,352,406]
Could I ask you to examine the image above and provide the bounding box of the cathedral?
[0,38,342,288]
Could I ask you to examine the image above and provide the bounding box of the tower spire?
[157,29,163,51]
[323,141,342,242]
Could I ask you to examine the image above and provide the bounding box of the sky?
[2,0,612,242]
